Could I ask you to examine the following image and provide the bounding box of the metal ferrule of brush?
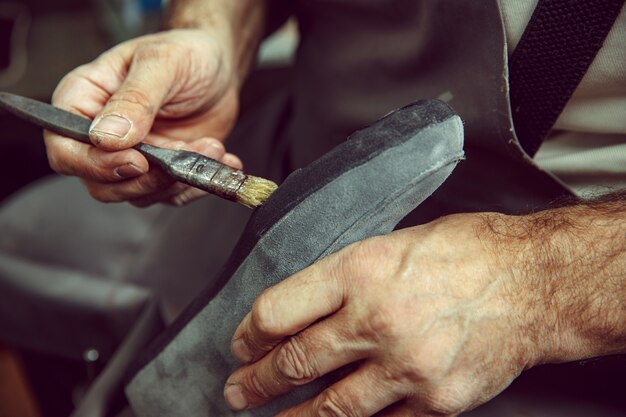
[136,143,245,201]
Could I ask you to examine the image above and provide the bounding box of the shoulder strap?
[508,0,625,157]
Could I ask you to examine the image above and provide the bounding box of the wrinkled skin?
[44,29,242,207]
[225,213,549,417]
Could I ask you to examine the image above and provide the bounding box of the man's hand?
[225,201,625,416]
[45,29,242,207]
[225,214,541,416]
[45,1,269,206]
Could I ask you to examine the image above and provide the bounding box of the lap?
[0,176,251,322]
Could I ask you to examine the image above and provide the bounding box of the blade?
[0,91,92,144]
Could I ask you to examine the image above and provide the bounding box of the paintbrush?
[0,92,277,208]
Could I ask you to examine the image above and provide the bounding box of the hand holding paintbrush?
[8,30,277,207]
[0,92,277,208]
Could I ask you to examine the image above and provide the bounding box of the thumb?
[89,48,177,150]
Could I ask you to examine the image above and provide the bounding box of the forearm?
[167,0,269,87]
[492,194,626,365]
[540,195,625,362]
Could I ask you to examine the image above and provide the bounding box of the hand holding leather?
[226,213,544,417]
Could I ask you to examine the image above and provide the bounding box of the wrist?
[167,0,267,88]
[484,201,626,367]
[473,212,556,369]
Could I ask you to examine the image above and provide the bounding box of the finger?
[88,44,180,150]
[45,63,149,182]
[222,153,243,169]
[129,182,190,208]
[129,180,209,207]
[168,187,208,206]
[231,255,347,363]
[83,169,173,203]
[225,311,369,409]
[86,137,227,203]
[51,48,135,118]
[44,131,148,182]
[274,363,405,417]
[374,403,415,417]
[376,404,457,417]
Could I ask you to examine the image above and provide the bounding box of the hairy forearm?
[536,195,625,362]
[488,194,626,365]
[166,0,269,86]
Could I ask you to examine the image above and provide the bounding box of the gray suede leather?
[125,100,464,416]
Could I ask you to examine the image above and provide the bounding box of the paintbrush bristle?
[236,175,278,208]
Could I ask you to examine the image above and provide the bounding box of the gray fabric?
[0,177,158,360]
[125,101,464,416]
[0,176,248,358]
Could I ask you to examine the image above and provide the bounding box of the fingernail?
[90,115,131,141]
[224,384,248,410]
[114,163,145,179]
[232,338,253,363]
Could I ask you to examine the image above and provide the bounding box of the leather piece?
[125,99,464,416]
[289,0,570,217]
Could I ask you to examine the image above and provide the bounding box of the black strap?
[508,0,625,157]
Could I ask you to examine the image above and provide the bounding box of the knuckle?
[46,152,67,175]
[197,138,223,154]
[168,140,188,151]
[422,385,466,416]
[316,388,356,417]
[408,339,458,381]
[251,291,281,337]
[135,41,175,61]
[82,157,108,181]
[353,236,394,262]
[392,350,451,392]
[54,64,89,91]
[136,171,170,192]
[338,237,397,285]
[83,165,104,181]
[239,370,272,401]
[169,194,187,207]
[275,336,318,384]
[361,306,401,343]
[337,241,370,277]
[239,330,267,359]
[399,356,436,386]
[108,85,154,115]
[52,74,77,103]
[84,184,113,203]
[170,187,202,206]
[46,145,78,177]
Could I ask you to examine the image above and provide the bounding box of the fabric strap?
[508,0,625,157]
